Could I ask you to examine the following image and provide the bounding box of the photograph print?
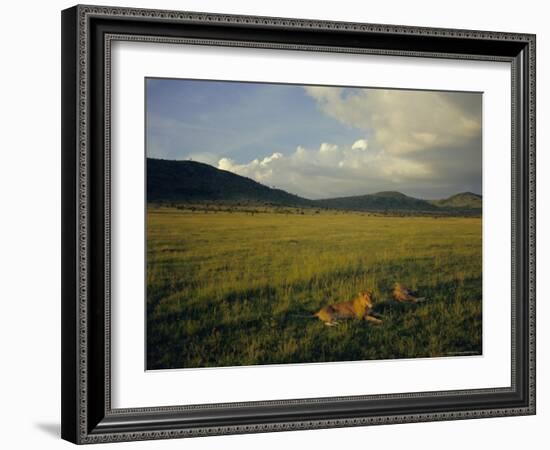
[145,78,483,370]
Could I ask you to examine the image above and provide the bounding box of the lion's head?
[356,291,374,309]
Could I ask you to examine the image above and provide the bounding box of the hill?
[147,158,311,205]
[430,192,482,209]
[314,191,439,212]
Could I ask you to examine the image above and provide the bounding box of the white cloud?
[218,152,284,183]
[319,142,338,154]
[351,139,368,151]
[218,140,432,199]
[304,86,481,156]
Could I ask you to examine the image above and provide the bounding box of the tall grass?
[147,206,482,369]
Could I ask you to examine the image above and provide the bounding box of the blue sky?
[146,78,482,199]
[147,79,361,163]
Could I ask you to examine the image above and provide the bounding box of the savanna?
[146,205,482,369]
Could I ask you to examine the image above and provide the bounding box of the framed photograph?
[61,4,536,444]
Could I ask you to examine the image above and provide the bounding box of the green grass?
[146,205,482,369]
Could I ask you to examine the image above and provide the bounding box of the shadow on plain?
[35,422,60,438]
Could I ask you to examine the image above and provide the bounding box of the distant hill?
[148,158,481,215]
[147,158,311,205]
[430,192,482,209]
[314,191,439,212]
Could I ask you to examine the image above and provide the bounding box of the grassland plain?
[146,205,482,370]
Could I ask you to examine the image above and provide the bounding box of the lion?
[314,291,382,326]
[392,283,426,303]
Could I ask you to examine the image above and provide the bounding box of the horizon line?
[147,157,482,201]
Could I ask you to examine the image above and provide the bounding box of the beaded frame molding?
[61,4,536,444]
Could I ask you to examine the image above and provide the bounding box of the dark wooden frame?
[61,4,536,444]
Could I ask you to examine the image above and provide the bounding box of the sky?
[146,78,482,200]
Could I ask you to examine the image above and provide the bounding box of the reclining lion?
[314,291,382,326]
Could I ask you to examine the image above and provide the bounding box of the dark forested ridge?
[314,191,439,212]
[147,158,311,206]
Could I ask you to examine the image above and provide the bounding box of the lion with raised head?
[314,291,382,326]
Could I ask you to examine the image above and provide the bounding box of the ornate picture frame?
[61,4,536,444]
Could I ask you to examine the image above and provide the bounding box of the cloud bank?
[217,87,481,199]
[304,87,481,156]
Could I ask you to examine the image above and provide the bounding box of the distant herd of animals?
[313,283,427,327]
